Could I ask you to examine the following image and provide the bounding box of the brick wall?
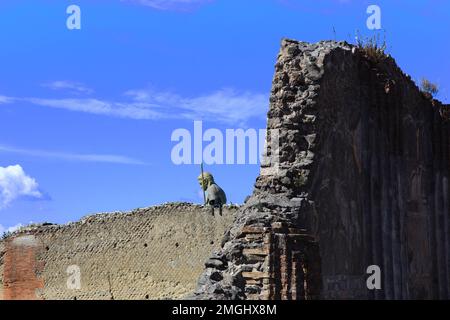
[1,235,44,300]
[0,203,237,300]
[238,222,321,300]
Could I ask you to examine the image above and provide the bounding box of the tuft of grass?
[419,78,447,120]
[420,78,439,98]
[355,31,388,63]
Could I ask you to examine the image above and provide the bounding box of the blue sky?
[0,0,449,232]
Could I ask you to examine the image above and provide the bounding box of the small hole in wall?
[45,246,49,251]
[144,243,148,247]
[73,297,77,300]
[145,294,149,299]
[210,241,214,245]
[175,242,179,248]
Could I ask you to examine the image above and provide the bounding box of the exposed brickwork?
[267,223,321,300]
[0,203,238,300]
[238,222,320,300]
[2,235,44,300]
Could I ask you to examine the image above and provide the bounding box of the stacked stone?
[193,37,450,300]
[191,39,348,300]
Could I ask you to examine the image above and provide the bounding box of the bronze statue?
[197,172,227,216]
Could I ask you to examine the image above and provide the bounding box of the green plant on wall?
[355,30,388,63]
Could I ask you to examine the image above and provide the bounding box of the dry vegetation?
[420,78,439,98]
[355,31,388,63]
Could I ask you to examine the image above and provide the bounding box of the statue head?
[198,172,214,191]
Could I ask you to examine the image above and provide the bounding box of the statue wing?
[217,186,227,205]
[206,184,227,205]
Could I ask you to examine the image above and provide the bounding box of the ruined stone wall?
[2,39,448,301]
[0,203,237,300]
[305,41,449,299]
[193,39,450,300]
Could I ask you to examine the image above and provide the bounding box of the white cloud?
[0,165,43,209]
[25,97,163,120]
[0,88,268,125]
[0,145,148,165]
[124,88,268,125]
[122,0,213,10]
[0,95,15,104]
[181,89,268,125]
[42,81,93,94]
